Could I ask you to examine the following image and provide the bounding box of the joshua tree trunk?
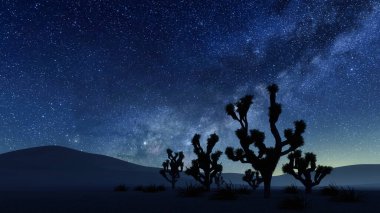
[305,184,312,193]
[305,179,313,193]
[205,170,211,191]
[262,173,272,198]
[171,180,175,190]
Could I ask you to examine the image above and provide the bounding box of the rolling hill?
[0,146,379,190]
[0,146,161,190]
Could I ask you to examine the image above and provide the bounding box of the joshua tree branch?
[270,122,282,147]
[288,169,306,185]
[281,140,289,147]
[281,147,295,156]
[160,171,172,183]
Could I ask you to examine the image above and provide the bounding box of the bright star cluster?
[0,0,379,173]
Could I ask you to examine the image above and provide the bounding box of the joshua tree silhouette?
[159,149,184,189]
[225,84,306,198]
[242,169,262,190]
[214,171,225,189]
[282,150,332,193]
[185,133,223,191]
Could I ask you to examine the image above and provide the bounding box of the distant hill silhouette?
[0,146,379,190]
[0,146,145,171]
[0,146,162,190]
[223,164,380,188]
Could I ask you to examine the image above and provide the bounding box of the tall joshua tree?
[185,133,223,191]
[282,150,332,193]
[225,84,306,198]
[160,149,184,189]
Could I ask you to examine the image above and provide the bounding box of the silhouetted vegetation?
[333,187,361,203]
[225,84,307,198]
[282,150,332,193]
[284,185,299,194]
[160,148,184,189]
[242,169,262,189]
[278,195,309,210]
[178,183,207,197]
[114,184,128,192]
[321,185,361,202]
[232,185,252,195]
[321,184,340,196]
[134,185,166,193]
[209,183,251,200]
[185,133,223,191]
[210,184,238,201]
[214,172,225,189]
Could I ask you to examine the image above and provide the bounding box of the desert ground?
[0,146,379,212]
[0,188,379,213]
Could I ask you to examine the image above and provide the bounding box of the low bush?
[233,185,251,195]
[114,184,128,192]
[333,187,361,203]
[321,184,339,196]
[210,184,238,201]
[284,184,299,194]
[178,183,206,197]
[321,185,361,203]
[209,184,252,201]
[134,185,166,193]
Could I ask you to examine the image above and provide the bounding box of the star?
[0,0,378,174]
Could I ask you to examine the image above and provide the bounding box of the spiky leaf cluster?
[185,133,223,190]
[159,149,184,189]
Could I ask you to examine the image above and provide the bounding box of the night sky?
[0,0,379,174]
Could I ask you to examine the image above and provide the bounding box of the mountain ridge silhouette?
[0,146,378,190]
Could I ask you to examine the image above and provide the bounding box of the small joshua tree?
[185,133,223,191]
[214,171,225,189]
[160,149,184,189]
[282,150,332,193]
[242,169,262,190]
[225,84,307,198]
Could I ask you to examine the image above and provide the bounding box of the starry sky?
[0,0,379,174]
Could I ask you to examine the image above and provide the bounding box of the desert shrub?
[209,184,251,200]
[178,183,206,197]
[320,184,340,196]
[114,184,128,192]
[333,187,361,203]
[134,185,165,193]
[210,185,237,201]
[284,184,299,194]
[233,185,251,195]
[321,185,361,203]
[278,195,309,210]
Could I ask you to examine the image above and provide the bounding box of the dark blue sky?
[0,0,379,173]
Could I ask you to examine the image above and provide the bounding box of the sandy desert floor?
[0,188,379,213]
